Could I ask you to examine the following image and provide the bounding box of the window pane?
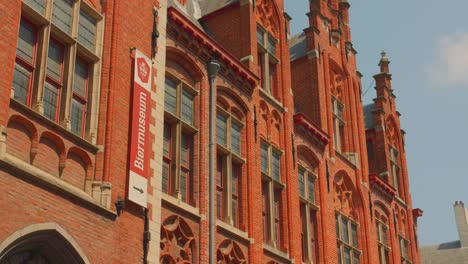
[24,0,46,15]
[231,122,241,155]
[308,175,315,203]
[353,252,360,264]
[46,40,64,81]
[268,36,276,55]
[232,165,240,195]
[272,150,281,181]
[181,90,194,124]
[344,247,351,264]
[216,155,224,188]
[43,82,59,120]
[351,223,358,247]
[180,135,190,166]
[180,169,187,203]
[17,19,36,63]
[336,215,340,238]
[216,156,224,216]
[382,226,387,246]
[163,123,171,158]
[13,63,31,104]
[261,142,269,175]
[52,0,73,34]
[78,10,97,51]
[262,182,268,241]
[341,218,349,243]
[274,191,281,246]
[216,114,227,146]
[164,79,177,114]
[73,58,89,97]
[257,27,265,45]
[298,168,305,198]
[71,99,84,135]
[337,244,342,264]
[162,161,169,193]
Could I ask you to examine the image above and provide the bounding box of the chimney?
[454,201,468,247]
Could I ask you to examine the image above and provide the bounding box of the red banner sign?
[128,49,152,208]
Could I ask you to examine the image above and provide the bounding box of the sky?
[285,0,468,246]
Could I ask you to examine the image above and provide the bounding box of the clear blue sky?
[285,0,468,246]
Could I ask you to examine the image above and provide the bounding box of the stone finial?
[380,50,389,62]
[379,50,390,73]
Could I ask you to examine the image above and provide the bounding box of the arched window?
[375,213,391,264]
[297,148,319,263]
[216,96,245,229]
[334,172,361,264]
[163,66,199,205]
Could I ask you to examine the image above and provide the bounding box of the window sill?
[300,197,320,210]
[161,192,201,219]
[259,88,285,113]
[10,100,99,153]
[335,150,358,170]
[216,220,251,244]
[395,196,408,208]
[263,243,290,263]
[0,152,116,219]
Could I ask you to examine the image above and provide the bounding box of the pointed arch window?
[216,106,244,229]
[163,74,198,205]
[257,25,279,97]
[376,218,391,264]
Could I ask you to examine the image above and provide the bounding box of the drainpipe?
[207,58,220,264]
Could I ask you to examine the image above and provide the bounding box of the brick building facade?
[0,0,422,263]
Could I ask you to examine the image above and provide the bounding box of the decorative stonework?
[216,240,246,264]
[160,215,196,263]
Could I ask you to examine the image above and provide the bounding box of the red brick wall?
[0,0,160,263]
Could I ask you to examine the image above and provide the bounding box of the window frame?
[332,96,346,153]
[162,73,198,206]
[257,24,279,96]
[336,212,361,264]
[14,0,104,142]
[13,17,39,106]
[261,140,284,249]
[376,218,391,264]
[389,145,400,194]
[216,106,245,229]
[399,235,412,264]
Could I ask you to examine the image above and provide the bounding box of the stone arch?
[0,223,90,264]
[374,200,391,224]
[166,46,205,83]
[6,115,38,163]
[61,147,92,190]
[160,215,196,263]
[256,0,281,38]
[386,115,399,147]
[333,171,360,220]
[33,131,66,177]
[217,87,249,115]
[270,110,282,144]
[166,46,205,86]
[297,145,320,173]
[216,240,246,264]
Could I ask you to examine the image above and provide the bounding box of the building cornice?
[168,7,258,90]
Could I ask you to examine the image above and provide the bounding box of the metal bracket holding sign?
[128,49,152,208]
